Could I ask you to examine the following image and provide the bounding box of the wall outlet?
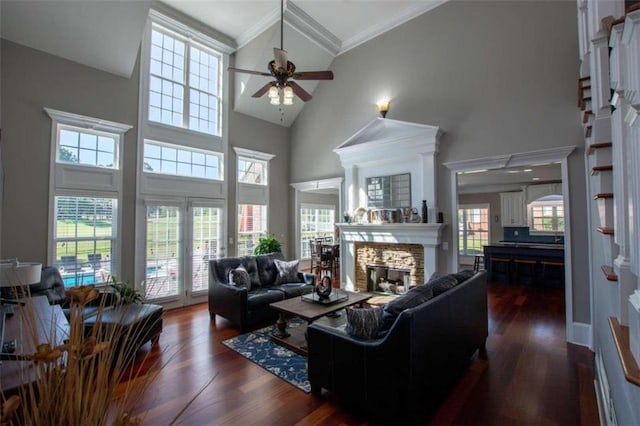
[442,242,448,250]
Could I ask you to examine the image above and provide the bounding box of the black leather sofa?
[307,270,488,423]
[208,252,315,331]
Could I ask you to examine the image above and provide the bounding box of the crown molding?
[235,1,340,56]
[235,0,448,58]
[284,2,341,56]
[339,0,447,54]
[443,146,577,173]
[235,9,281,50]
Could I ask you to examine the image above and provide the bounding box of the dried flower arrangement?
[0,284,162,425]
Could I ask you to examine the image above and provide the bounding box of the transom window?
[458,205,489,256]
[143,141,222,180]
[238,157,267,185]
[149,25,221,135]
[529,196,564,232]
[58,126,117,169]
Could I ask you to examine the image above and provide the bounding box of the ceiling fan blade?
[292,70,334,80]
[273,48,288,70]
[228,67,271,77]
[252,82,275,98]
[288,81,312,102]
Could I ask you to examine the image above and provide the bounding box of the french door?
[142,198,224,308]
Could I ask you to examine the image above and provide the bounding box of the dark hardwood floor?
[120,282,599,425]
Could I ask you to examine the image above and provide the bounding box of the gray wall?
[1,39,292,280]
[1,39,140,279]
[289,1,589,322]
[458,192,503,244]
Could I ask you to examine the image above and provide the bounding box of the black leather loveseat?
[307,270,488,423]
[208,252,315,331]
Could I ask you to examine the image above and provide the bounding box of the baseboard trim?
[570,322,593,349]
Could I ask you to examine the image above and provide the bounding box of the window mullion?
[183,43,190,130]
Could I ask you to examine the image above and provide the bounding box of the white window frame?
[458,203,490,258]
[300,203,336,259]
[139,9,233,154]
[45,108,131,283]
[136,8,233,303]
[234,147,275,256]
[142,139,223,181]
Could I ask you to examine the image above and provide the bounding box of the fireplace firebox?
[367,265,411,295]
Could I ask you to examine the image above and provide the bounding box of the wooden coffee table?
[269,290,371,356]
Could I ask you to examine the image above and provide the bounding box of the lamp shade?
[0,261,42,287]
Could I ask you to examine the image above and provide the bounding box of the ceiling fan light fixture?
[268,85,279,99]
[270,96,281,106]
[283,85,293,99]
[283,97,293,106]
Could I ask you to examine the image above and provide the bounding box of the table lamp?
[0,260,42,356]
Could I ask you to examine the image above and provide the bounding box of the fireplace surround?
[338,223,446,291]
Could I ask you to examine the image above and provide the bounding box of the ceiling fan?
[227,0,334,105]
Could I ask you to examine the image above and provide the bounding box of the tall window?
[300,205,335,258]
[237,204,267,256]
[46,108,131,287]
[54,196,117,286]
[458,205,489,256]
[529,195,564,232]
[149,26,221,135]
[235,148,274,256]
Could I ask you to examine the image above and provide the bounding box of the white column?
[341,241,355,291]
[343,165,358,214]
[422,245,439,280]
[420,152,437,220]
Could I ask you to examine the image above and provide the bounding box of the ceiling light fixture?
[227,0,333,106]
[377,100,391,118]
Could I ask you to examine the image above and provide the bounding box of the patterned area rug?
[222,319,310,393]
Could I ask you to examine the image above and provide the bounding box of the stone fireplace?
[358,243,423,293]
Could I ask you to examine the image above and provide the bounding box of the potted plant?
[253,235,282,255]
[110,276,143,304]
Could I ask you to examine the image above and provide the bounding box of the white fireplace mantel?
[337,223,447,291]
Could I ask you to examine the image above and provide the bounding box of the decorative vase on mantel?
[421,200,428,223]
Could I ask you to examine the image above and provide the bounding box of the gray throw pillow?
[229,265,251,291]
[427,271,442,283]
[451,269,475,284]
[346,306,383,339]
[427,274,458,296]
[274,259,301,285]
[377,285,434,336]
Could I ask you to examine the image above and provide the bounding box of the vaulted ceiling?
[1,0,446,126]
